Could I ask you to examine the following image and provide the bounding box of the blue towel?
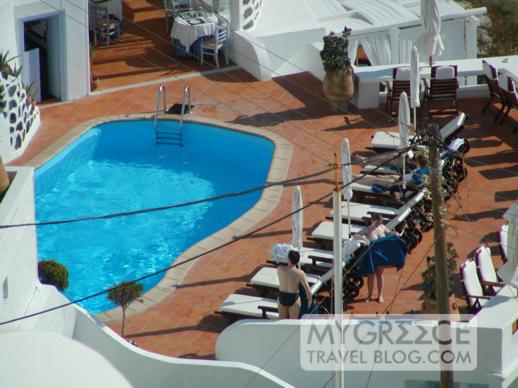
[355,235,408,277]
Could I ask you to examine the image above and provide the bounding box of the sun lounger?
[249,266,321,293]
[218,266,336,320]
[309,222,364,247]
[328,201,399,223]
[475,244,504,294]
[460,260,492,313]
[268,246,334,269]
[370,112,466,150]
[218,293,280,320]
[498,224,508,262]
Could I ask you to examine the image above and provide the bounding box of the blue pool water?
[35,120,274,313]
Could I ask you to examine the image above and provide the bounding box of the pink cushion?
[435,66,455,79]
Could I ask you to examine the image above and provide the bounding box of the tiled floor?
[12,70,518,359]
[90,0,233,91]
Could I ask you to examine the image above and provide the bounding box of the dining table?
[170,10,219,58]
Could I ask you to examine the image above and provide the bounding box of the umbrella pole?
[332,154,344,388]
[413,107,417,135]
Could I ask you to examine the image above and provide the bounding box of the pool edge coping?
[27,114,292,324]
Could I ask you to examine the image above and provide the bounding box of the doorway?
[23,15,63,102]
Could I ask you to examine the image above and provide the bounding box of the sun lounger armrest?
[480,280,505,288]
[258,305,278,319]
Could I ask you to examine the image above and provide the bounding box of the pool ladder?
[154,84,191,146]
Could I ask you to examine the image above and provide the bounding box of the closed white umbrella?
[498,203,518,288]
[410,46,420,131]
[341,138,353,231]
[399,91,410,189]
[291,185,303,250]
[416,0,444,66]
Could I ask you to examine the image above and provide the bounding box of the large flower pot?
[0,157,9,198]
[323,68,354,111]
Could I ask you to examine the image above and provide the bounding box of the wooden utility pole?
[427,123,454,388]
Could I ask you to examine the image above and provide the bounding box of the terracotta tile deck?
[11,70,518,359]
[90,0,233,91]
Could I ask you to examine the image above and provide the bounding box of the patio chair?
[498,76,518,132]
[200,21,229,68]
[475,243,505,295]
[460,260,491,313]
[481,60,506,122]
[370,112,467,151]
[423,65,460,115]
[164,0,191,32]
[498,224,509,262]
[385,67,412,117]
[91,5,121,47]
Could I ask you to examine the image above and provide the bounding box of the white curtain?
[348,38,359,66]
[359,33,392,66]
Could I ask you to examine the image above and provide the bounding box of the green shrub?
[38,260,69,291]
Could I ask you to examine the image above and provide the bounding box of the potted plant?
[107,280,143,339]
[0,51,15,79]
[320,27,354,111]
[421,242,459,315]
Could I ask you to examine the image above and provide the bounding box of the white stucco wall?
[216,313,518,388]
[0,0,19,66]
[13,0,90,100]
[0,167,40,330]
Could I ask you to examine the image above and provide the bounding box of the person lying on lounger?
[353,154,430,192]
[277,250,312,319]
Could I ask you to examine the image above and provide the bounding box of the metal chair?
[200,21,229,68]
[424,65,460,115]
[481,60,506,122]
[91,5,121,47]
[385,67,411,117]
[164,0,191,32]
[499,75,518,132]
[460,260,491,313]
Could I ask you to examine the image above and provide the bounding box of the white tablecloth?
[170,12,218,52]
[88,0,123,29]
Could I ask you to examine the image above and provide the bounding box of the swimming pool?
[35,119,274,313]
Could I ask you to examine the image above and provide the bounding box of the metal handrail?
[178,85,191,146]
[154,85,166,140]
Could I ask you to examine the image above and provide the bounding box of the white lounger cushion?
[462,260,488,308]
[218,294,278,319]
[311,221,363,241]
[435,65,456,79]
[371,131,413,149]
[395,67,411,80]
[371,113,466,149]
[250,267,320,289]
[476,245,502,293]
[329,202,398,222]
[271,246,334,268]
[499,224,508,260]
